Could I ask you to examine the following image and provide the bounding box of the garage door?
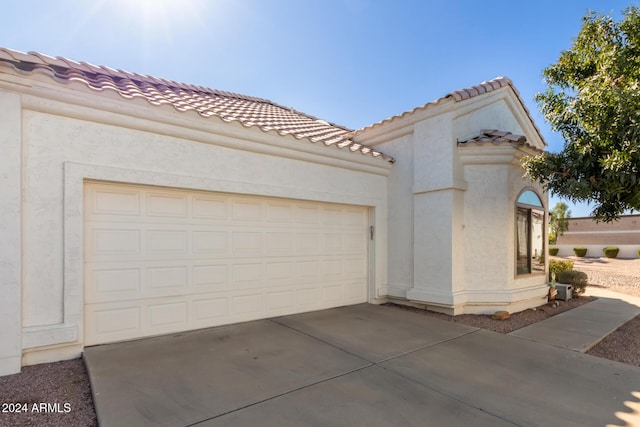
[83,182,369,345]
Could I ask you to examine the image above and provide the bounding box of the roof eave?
[0,47,393,163]
[352,76,547,149]
[1,68,394,175]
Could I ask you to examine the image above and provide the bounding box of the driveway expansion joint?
[374,328,481,364]
[186,326,485,426]
[376,363,523,427]
[269,317,481,365]
[268,318,371,363]
[184,363,375,426]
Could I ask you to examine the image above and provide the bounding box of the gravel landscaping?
[569,256,640,367]
[386,297,595,334]
[587,314,640,367]
[0,359,96,427]
[1,256,638,427]
[570,256,640,297]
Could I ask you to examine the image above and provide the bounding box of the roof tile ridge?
[115,68,139,80]
[1,48,35,63]
[353,76,517,137]
[0,48,14,61]
[97,65,127,78]
[352,98,446,136]
[78,60,108,76]
[21,51,50,65]
[10,48,219,99]
[0,49,351,131]
[0,47,391,161]
[494,76,546,146]
[54,56,91,73]
[447,76,511,102]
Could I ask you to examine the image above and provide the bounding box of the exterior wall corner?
[0,90,22,375]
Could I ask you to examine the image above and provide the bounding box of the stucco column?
[407,187,466,305]
[406,114,467,307]
[0,90,22,375]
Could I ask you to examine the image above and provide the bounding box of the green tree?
[548,202,571,244]
[524,6,640,221]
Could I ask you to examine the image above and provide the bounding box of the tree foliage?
[549,202,571,244]
[524,6,640,221]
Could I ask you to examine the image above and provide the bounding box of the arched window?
[516,190,545,275]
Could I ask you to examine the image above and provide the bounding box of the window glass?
[517,190,543,207]
[531,211,545,274]
[516,208,530,274]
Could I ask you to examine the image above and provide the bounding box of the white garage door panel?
[84,182,369,345]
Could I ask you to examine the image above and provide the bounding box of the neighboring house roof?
[0,47,392,162]
[353,76,546,147]
[457,129,544,153]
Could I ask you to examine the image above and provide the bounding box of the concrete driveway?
[84,304,640,427]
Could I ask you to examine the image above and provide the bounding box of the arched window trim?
[515,189,545,277]
[517,190,543,208]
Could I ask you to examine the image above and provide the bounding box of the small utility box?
[555,283,573,301]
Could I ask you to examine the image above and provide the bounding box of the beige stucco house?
[0,48,547,375]
[555,214,640,258]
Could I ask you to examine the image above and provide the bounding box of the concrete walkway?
[85,303,640,427]
[509,287,640,352]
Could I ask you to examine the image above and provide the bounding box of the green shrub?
[573,246,588,257]
[603,246,619,258]
[549,247,559,256]
[557,270,588,296]
[549,259,574,281]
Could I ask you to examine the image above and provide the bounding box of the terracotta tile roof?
[457,129,543,153]
[447,77,512,101]
[354,77,546,146]
[0,48,392,162]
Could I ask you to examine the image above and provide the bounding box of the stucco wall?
[409,113,467,305]
[364,87,548,314]
[380,134,414,298]
[462,164,511,291]
[454,92,548,309]
[5,87,390,370]
[1,73,553,373]
[374,110,469,305]
[0,91,22,375]
[454,97,525,142]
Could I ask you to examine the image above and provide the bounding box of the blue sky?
[3,0,637,217]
